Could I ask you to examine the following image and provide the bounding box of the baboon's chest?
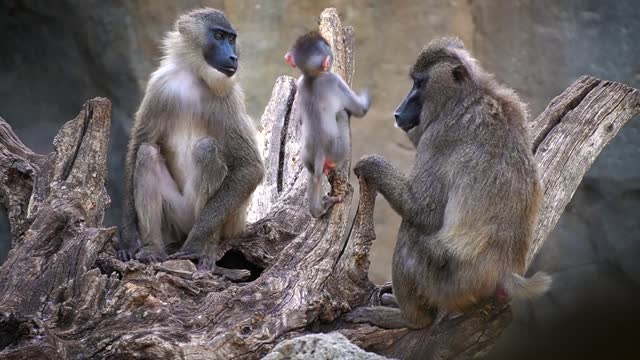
[163,121,212,192]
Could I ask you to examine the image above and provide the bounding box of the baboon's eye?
[228,35,236,44]
[215,32,224,40]
[415,74,430,88]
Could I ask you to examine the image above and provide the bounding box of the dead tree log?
[0,8,639,360]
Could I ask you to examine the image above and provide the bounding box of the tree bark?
[0,8,639,360]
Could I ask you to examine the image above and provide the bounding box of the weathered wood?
[0,97,113,325]
[0,119,44,245]
[0,7,638,360]
[528,76,640,265]
[247,76,297,223]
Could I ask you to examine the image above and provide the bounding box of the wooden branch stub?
[0,98,114,318]
[322,176,378,311]
[341,26,355,86]
[48,98,112,228]
[319,8,352,83]
[531,76,600,150]
[247,76,297,223]
[0,119,43,245]
[528,76,640,264]
[0,98,112,247]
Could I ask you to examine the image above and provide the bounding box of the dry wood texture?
[0,8,639,360]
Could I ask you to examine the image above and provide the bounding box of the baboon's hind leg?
[171,137,228,261]
[134,143,192,263]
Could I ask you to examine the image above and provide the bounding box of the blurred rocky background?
[1,0,638,358]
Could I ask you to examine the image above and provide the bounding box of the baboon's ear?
[322,55,331,71]
[452,64,469,83]
[284,52,296,68]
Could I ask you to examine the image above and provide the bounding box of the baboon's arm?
[355,154,446,232]
[354,155,411,217]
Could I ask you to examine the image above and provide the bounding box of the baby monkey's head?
[285,31,333,78]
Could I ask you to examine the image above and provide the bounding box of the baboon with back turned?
[348,37,550,329]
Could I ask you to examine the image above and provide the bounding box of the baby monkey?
[285,31,371,218]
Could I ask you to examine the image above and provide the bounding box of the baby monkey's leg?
[323,159,337,175]
[308,151,342,218]
[308,171,342,218]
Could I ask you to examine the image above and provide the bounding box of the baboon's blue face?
[204,24,238,77]
[395,74,426,132]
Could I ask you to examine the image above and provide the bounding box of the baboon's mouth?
[399,123,417,132]
[221,67,237,76]
[395,119,418,132]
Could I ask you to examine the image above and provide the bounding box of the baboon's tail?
[503,272,552,300]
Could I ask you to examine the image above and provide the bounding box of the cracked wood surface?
[0,7,639,360]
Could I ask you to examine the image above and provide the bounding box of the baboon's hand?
[169,234,206,261]
[117,249,136,262]
[117,226,141,262]
[353,159,365,178]
[135,248,168,264]
[354,154,385,179]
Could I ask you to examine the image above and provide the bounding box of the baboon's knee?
[136,143,161,169]
[194,136,220,164]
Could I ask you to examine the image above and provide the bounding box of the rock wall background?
[1,0,638,358]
